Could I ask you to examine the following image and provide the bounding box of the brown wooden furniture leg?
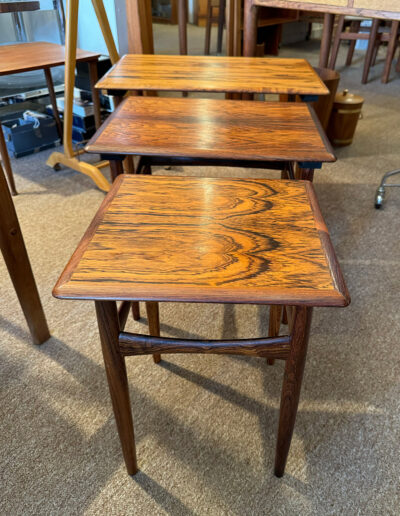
[217,0,226,54]
[243,0,258,57]
[267,304,282,366]
[346,20,361,66]
[44,67,63,139]
[0,163,50,345]
[382,20,399,83]
[319,13,335,68]
[146,301,161,363]
[109,159,124,181]
[362,18,380,84]
[0,124,17,195]
[95,300,138,475]
[205,0,212,54]
[132,302,140,321]
[328,15,345,69]
[297,167,315,182]
[88,59,102,129]
[178,0,188,55]
[275,306,313,477]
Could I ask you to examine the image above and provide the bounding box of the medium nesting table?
[85,95,335,182]
[0,42,101,195]
[53,174,350,477]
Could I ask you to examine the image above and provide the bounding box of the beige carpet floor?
[1,33,400,515]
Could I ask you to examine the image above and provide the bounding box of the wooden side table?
[0,42,101,195]
[53,174,350,477]
[85,95,335,182]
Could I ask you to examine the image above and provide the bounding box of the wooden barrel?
[327,89,364,147]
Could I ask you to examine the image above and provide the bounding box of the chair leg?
[217,0,225,54]
[95,300,138,475]
[267,305,282,366]
[362,18,380,84]
[328,15,345,70]
[345,20,361,66]
[382,20,399,84]
[204,0,212,55]
[131,301,140,321]
[146,301,161,363]
[274,306,313,477]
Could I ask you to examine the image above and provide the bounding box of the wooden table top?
[96,54,329,95]
[0,1,39,13]
[53,175,349,307]
[86,96,335,164]
[250,0,400,20]
[0,42,100,75]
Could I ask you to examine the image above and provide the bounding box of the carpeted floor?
[1,30,400,515]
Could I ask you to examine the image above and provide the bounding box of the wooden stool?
[96,54,328,101]
[85,95,335,182]
[205,0,226,55]
[329,16,400,84]
[53,175,350,477]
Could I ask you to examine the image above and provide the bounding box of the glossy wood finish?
[0,163,50,345]
[86,96,335,164]
[0,1,39,12]
[95,300,137,475]
[119,332,291,359]
[0,42,100,76]
[97,54,328,95]
[53,175,349,307]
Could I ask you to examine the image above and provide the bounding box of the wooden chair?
[329,15,400,83]
[204,0,226,55]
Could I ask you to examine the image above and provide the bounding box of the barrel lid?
[335,89,364,104]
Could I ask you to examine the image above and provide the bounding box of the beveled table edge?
[53,175,350,308]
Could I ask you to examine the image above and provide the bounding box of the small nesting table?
[53,175,349,477]
[85,95,335,182]
[96,53,328,101]
[0,42,101,195]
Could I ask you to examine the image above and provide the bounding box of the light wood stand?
[46,0,120,192]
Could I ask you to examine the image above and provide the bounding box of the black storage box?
[2,115,60,158]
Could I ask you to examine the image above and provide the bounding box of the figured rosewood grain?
[96,54,328,95]
[86,96,335,164]
[95,300,137,474]
[0,42,100,76]
[275,305,312,477]
[119,332,291,359]
[53,175,349,307]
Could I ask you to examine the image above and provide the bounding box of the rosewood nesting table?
[0,42,101,195]
[96,53,328,102]
[85,95,335,181]
[53,174,350,477]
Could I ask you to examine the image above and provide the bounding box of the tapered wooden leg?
[131,301,140,321]
[0,125,17,195]
[267,304,282,366]
[382,21,399,84]
[275,306,313,477]
[297,168,315,182]
[243,0,258,58]
[88,59,102,129]
[217,0,225,54]
[282,306,288,325]
[146,301,161,363]
[362,19,380,84]
[95,300,138,475]
[204,0,212,55]
[319,13,335,68]
[328,15,344,69]
[44,67,63,139]
[346,21,361,66]
[0,164,50,344]
[178,0,188,55]
[109,159,124,181]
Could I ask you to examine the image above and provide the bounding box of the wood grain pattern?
[119,332,291,359]
[86,96,335,164]
[0,1,39,13]
[0,42,100,76]
[53,175,349,307]
[96,54,329,95]
[248,0,400,19]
